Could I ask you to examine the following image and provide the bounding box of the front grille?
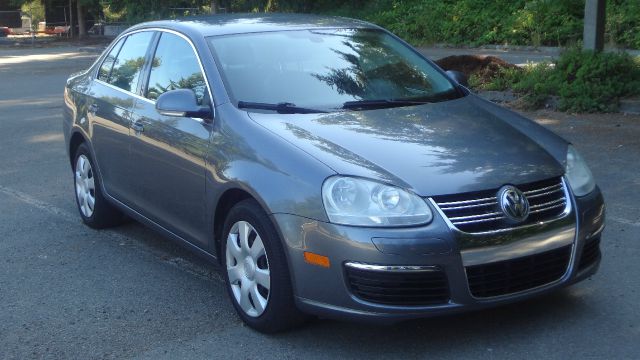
[466,245,571,298]
[578,237,601,271]
[345,265,450,306]
[432,177,568,233]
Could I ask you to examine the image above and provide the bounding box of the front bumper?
[272,187,604,323]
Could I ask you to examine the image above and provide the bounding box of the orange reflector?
[304,252,330,268]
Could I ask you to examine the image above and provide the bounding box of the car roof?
[128,13,380,38]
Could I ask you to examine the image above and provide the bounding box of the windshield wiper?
[237,101,327,114]
[342,99,430,110]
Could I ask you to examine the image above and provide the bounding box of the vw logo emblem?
[497,185,530,223]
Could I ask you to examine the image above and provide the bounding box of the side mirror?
[446,70,469,87]
[156,89,212,121]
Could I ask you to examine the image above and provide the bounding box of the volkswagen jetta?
[62,14,605,333]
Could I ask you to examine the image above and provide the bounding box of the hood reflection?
[249,96,563,196]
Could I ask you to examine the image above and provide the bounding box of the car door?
[128,31,213,246]
[88,30,155,201]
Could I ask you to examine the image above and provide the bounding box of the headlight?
[322,176,432,227]
[565,145,596,196]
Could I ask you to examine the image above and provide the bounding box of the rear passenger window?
[97,38,124,81]
[108,31,154,93]
[146,32,207,105]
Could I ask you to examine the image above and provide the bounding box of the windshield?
[208,29,460,111]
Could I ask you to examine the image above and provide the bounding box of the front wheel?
[222,199,308,333]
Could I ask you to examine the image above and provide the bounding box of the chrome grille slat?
[529,197,566,210]
[432,177,568,234]
[436,196,497,207]
[529,202,566,214]
[525,187,563,199]
[452,215,506,225]
[449,211,503,222]
[439,201,498,211]
[524,183,562,196]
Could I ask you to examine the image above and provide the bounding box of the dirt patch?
[435,54,521,84]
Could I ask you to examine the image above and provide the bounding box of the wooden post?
[583,0,606,51]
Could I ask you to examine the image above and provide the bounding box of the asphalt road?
[1,46,639,359]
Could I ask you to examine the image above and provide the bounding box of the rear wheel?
[73,143,123,228]
[222,199,308,333]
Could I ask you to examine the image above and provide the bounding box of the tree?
[11,0,99,38]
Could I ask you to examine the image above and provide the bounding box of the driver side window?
[145,32,208,105]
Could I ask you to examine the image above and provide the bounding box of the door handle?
[132,120,145,134]
[88,103,98,115]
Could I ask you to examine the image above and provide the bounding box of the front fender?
[204,103,335,228]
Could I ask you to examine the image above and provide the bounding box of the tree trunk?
[77,2,86,38]
[210,0,217,14]
[68,0,74,38]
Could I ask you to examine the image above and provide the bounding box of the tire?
[221,199,308,333]
[73,143,124,229]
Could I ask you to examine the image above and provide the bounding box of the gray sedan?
[62,14,604,333]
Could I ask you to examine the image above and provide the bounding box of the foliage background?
[321,0,640,49]
[9,0,640,49]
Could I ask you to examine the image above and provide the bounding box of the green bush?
[329,0,450,45]
[606,0,640,49]
[555,49,640,112]
[510,0,584,47]
[476,49,640,112]
[469,66,522,91]
[512,62,559,109]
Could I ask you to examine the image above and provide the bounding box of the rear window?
[97,38,124,82]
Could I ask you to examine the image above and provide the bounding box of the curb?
[478,91,639,114]
[477,91,518,103]
[432,43,560,53]
[78,46,106,54]
[620,99,640,115]
[476,91,559,109]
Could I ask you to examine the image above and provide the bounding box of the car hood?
[248,95,565,196]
